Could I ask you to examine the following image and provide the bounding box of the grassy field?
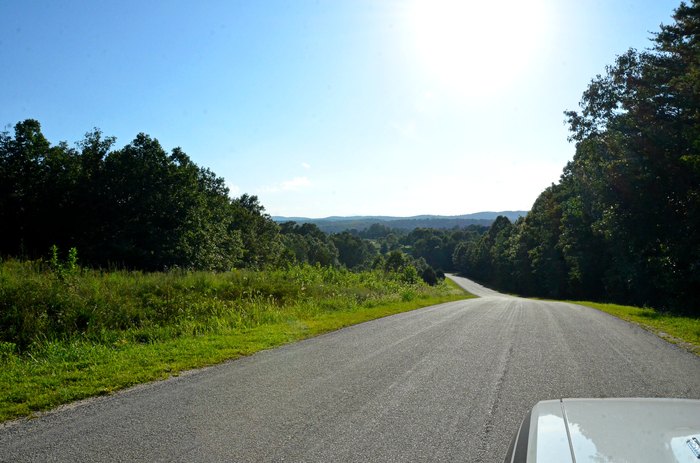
[0,260,472,422]
[570,301,700,355]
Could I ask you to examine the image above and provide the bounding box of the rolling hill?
[272,211,528,233]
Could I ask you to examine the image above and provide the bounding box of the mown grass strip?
[0,277,472,423]
[570,301,700,355]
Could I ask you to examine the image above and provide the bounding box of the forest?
[453,3,700,315]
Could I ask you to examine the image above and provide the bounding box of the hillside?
[272,212,528,233]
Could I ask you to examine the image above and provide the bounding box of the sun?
[406,0,547,99]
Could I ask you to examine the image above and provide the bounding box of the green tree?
[406,228,454,270]
[562,0,700,310]
[230,194,282,268]
[0,120,82,258]
[99,134,243,270]
[281,222,339,267]
[331,231,376,269]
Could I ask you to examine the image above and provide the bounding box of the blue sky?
[1,0,680,217]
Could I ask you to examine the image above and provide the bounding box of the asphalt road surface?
[2,275,699,462]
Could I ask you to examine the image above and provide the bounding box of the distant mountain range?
[272,211,528,233]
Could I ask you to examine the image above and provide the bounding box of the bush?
[421,266,438,286]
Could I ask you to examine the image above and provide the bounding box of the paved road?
[2,275,699,462]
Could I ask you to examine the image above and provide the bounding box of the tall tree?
[463,1,700,312]
[230,194,282,268]
[0,120,81,257]
[331,231,376,269]
[562,0,700,310]
[0,122,247,271]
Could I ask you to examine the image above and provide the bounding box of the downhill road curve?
[1,275,699,462]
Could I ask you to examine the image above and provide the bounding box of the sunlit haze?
[0,0,680,217]
[407,0,548,99]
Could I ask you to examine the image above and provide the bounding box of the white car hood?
[525,398,700,462]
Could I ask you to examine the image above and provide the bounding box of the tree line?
[0,123,462,284]
[0,122,276,271]
[453,1,700,315]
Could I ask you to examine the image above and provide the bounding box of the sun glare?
[407,0,547,99]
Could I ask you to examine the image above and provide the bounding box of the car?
[504,398,700,462]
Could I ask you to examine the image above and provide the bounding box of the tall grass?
[0,259,455,355]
